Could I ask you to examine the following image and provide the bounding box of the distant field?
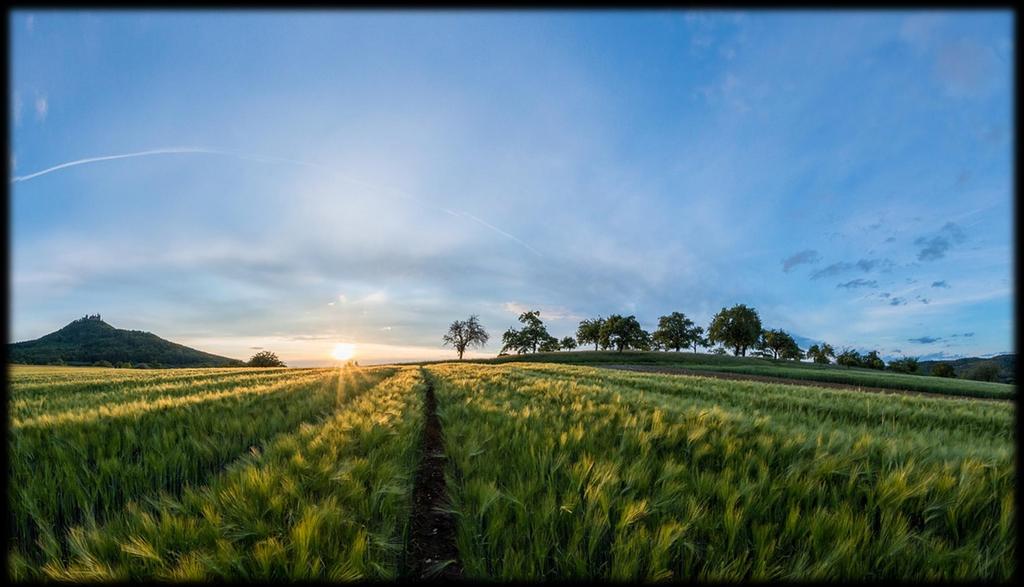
[7,363,1016,581]
[467,351,1015,400]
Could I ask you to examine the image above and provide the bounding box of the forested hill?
[8,315,244,367]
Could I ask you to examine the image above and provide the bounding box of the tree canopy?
[248,350,286,367]
[652,312,702,352]
[707,304,762,357]
[758,329,802,360]
[806,343,836,365]
[576,317,605,351]
[500,311,555,354]
[599,314,651,352]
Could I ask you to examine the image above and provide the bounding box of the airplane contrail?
[11,146,544,257]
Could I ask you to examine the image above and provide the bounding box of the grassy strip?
[430,363,1013,581]
[464,351,1014,399]
[9,367,283,401]
[9,367,394,566]
[521,365,1013,449]
[11,368,303,422]
[15,367,425,581]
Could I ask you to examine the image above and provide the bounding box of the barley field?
[7,363,1015,581]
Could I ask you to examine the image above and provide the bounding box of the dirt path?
[599,364,1013,403]
[405,371,462,579]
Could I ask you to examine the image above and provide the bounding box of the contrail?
[12,146,544,257]
[442,208,543,257]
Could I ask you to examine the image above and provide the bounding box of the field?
[470,351,1016,400]
[7,362,1015,581]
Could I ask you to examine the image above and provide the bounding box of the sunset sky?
[10,10,1013,366]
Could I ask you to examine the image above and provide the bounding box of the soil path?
[405,370,463,579]
[598,364,1013,403]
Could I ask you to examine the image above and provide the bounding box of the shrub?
[92,360,113,368]
[931,362,956,378]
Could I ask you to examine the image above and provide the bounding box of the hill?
[8,314,245,367]
[918,353,1015,384]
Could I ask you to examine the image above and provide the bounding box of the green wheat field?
[7,362,1015,581]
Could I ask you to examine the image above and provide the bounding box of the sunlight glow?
[331,343,356,361]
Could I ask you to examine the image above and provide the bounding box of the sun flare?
[330,343,356,361]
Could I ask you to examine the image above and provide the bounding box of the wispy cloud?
[781,249,820,272]
[908,335,942,344]
[931,280,950,288]
[914,222,966,261]
[836,278,878,289]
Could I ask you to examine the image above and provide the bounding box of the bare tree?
[442,315,489,360]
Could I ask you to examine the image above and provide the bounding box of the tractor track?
[405,370,463,580]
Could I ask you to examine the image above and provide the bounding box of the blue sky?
[10,10,1014,366]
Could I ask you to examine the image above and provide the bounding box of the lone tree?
[576,317,605,351]
[964,361,1000,382]
[442,315,489,360]
[559,336,578,351]
[758,329,802,360]
[707,304,762,357]
[249,350,286,367]
[599,314,651,352]
[652,312,701,352]
[806,343,835,364]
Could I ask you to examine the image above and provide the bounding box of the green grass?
[15,367,426,581]
[8,362,1016,581]
[460,350,1015,400]
[429,363,1014,581]
[8,365,398,572]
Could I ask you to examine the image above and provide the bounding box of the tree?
[560,336,577,351]
[707,304,763,357]
[92,360,113,368]
[538,335,562,352]
[652,312,701,352]
[576,317,605,351]
[758,329,802,360]
[442,315,489,360]
[500,328,531,355]
[599,314,651,352]
[964,361,1000,382]
[836,348,864,368]
[931,362,956,378]
[249,350,286,367]
[863,350,885,370]
[888,356,919,374]
[689,327,707,353]
[806,343,835,364]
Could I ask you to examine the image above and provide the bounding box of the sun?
[331,343,356,362]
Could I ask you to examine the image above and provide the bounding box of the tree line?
[442,304,935,374]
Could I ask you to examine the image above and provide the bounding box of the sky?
[9,10,1014,366]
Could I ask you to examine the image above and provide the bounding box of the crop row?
[428,363,1014,581]
[13,367,426,581]
[11,368,304,423]
[9,367,395,568]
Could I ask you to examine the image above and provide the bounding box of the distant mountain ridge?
[8,315,244,367]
